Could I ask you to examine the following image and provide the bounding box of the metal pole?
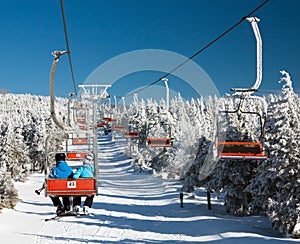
[67,93,73,127]
[93,98,99,195]
[114,95,117,108]
[122,96,126,112]
[162,78,169,111]
[133,93,138,111]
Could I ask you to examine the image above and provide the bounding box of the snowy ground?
[0,132,297,243]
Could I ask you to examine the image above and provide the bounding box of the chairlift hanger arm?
[50,51,68,131]
[248,17,262,91]
[232,17,262,95]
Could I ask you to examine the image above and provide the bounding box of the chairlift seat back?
[76,118,86,124]
[72,138,88,145]
[66,152,87,160]
[114,125,126,131]
[97,122,107,128]
[79,125,93,130]
[124,131,139,137]
[103,117,116,122]
[217,141,266,160]
[147,138,172,147]
[46,178,96,196]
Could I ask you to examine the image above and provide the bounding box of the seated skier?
[73,153,95,214]
[49,153,73,215]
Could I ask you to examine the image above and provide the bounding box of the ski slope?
[0,132,296,243]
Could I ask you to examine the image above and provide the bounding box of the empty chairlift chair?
[124,131,139,138]
[216,141,266,160]
[147,137,172,147]
[146,120,173,147]
[215,94,268,161]
[72,138,88,145]
[215,17,267,161]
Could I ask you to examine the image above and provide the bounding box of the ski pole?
[35,183,45,195]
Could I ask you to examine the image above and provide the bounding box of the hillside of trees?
[0,94,67,209]
[0,71,299,237]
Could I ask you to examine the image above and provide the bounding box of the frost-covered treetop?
[279,70,293,93]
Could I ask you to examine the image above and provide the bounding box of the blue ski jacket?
[73,164,94,179]
[49,160,73,178]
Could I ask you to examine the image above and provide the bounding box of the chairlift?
[72,138,88,145]
[103,117,116,122]
[44,150,98,197]
[79,125,87,130]
[76,118,86,124]
[123,123,139,138]
[124,131,139,138]
[216,141,266,160]
[46,178,96,196]
[216,94,267,161]
[67,132,91,151]
[114,125,126,131]
[215,17,267,161]
[46,49,98,197]
[66,151,88,160]
[78,125,93,131]
[97,121,108,128]
[147,137,172,147]
[146,119,172,147]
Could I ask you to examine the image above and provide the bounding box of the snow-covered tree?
[246,71,300,236]
[0,93,67,210]
[0,168,18,210]
[181,136,212,192]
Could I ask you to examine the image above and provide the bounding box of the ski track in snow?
[0,132,297,243]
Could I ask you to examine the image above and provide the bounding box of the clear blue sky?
[0,0,299,100]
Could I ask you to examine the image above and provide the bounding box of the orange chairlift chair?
[110,117,126,131]
[70,132,89,145]
[72,138,88,145]
[216,17,267,161]
[113,125,126,131]
[146,120,172,147]
[45,151,98,197]
[102,117,116,122]
[123,123,139,138]
[216,95,267,161]
[124,131,139,138]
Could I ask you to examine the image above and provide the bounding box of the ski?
[45,211,94,221]
[45,211,77,221]
[76,211,94,217]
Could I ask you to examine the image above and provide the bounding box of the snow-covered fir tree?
[0,167,18,210]
[246,71,300,237]
[0,94,67,210]
[181,135,212,192]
